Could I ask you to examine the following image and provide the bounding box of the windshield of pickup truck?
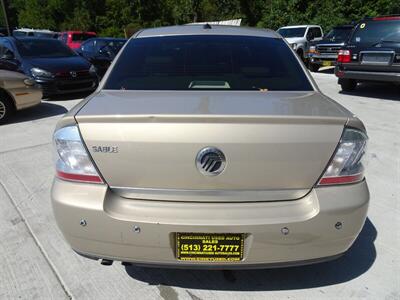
[324,27,353,41]
[104,35,313,91]
[350,20,400,44]
[277,28,306,38]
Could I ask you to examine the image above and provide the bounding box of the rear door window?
[312,28,322,38]
[60,33,67,43]
[105,35,313,91]
[82,40,95,52]
[72,33,96,42]
[350,20,400,45]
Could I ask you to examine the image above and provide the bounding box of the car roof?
[60,31,96,34]
[13,37,61,42]
[362,15,400,22]
[85,37,127,41]
[14,28,56,33]
[279,25,321,29]
[135,25,280,39]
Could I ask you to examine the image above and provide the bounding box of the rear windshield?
[72,33,96,42]
[350,20,400,44]
[104,35,312,91]
[277,28,306,38]
[13,31,27,37]
[324,27,353,41]
[16,39,76,58]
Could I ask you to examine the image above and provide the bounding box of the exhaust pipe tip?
[100,259,113,266]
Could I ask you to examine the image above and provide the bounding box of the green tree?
[5,0,400,37]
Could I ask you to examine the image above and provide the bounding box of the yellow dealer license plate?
[176,233,244,262]
[322,61,333,66]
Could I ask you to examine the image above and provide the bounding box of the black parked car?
[308,25,354,72]
[0,37,98,97]
[335,16,400,91]
[76,38,127,77]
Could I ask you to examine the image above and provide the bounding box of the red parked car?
[59,31,97,50]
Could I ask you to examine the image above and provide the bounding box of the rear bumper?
[309,54,338,65]
[335,66,400,82]
[51,179,369,269]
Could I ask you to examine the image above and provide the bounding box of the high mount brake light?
[318,128,368,186]
[337,50,351,63]
[53,126,103,184]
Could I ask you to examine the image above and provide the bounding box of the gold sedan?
[0,70,42,124]
[52,26,369,269]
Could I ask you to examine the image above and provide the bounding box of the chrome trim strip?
[110,186,309,202]
[344,70,400,77]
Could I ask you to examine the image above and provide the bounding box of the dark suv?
[335,16,400,91]
[308,25,354,72]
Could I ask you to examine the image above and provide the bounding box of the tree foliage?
[1,0,400,37]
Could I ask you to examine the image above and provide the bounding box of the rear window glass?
[72,33,96,42]
[350,20,400,44]
[104,35,312,91]
[96,39,126,55]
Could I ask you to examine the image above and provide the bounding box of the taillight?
[337,49,351,63]
[53,126,103,184]
[318,128,367,186]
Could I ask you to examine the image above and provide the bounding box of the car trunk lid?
[76,90,350,202]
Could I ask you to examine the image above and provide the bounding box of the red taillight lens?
[53,126,104,184]
[337,49,351,63]
[318,128,368,186]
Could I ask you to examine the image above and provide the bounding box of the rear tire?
[0,91,15,124]
[308,63,320,72]
[339,79,357,92]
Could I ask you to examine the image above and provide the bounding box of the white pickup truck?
[277,25,323,61]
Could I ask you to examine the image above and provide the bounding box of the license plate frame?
[361,52,393,65]
[176,233,245,262]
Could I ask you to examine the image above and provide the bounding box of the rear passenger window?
[312,28,322,38]
[82,41,94,52]
[60,34,67,43]
[105,35,313,91]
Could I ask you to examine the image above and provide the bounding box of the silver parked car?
[52,25,369,269]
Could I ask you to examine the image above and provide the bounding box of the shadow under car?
[7,102,68,124]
